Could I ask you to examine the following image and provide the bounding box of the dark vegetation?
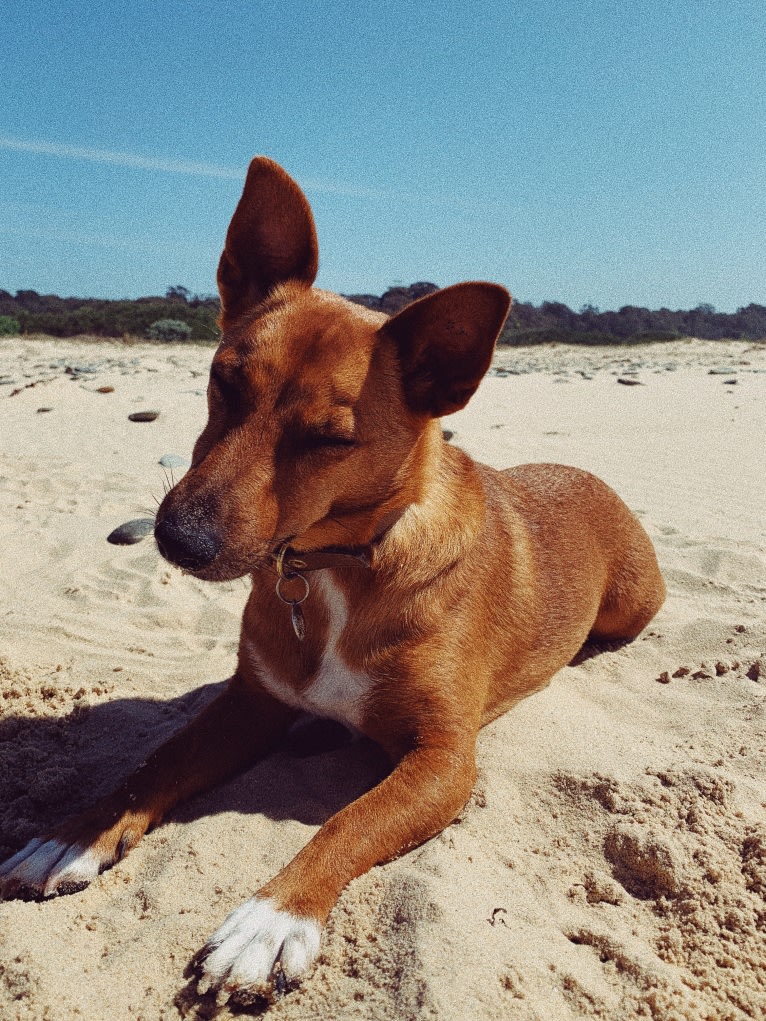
[350,286,766,344]
[0,286,219,341]
[1,283,765,344]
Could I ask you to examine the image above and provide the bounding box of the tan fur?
[0,158,665,995]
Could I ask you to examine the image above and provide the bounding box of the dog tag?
[274,555,310,641]
[291,603,306,641]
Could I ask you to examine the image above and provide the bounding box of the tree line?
[1,283,765,344]
[349,285,766,344]
[0,285,219,341]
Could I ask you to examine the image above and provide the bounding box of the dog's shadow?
[0,679,389,860]
[569,636,632,666]
[0,638,626,859]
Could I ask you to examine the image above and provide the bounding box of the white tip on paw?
[0,839,102,898]
[199,897,322,998]
[44,844,102,896]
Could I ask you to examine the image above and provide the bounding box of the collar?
[272,542,372,576]
[271,540,372,641]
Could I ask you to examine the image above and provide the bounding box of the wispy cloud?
[0,134,390,199]
[0,135,246,179]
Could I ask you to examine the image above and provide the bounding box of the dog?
[0,157,665,1005]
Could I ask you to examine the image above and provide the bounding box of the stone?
[66,365,100,382]
[159,454,191,469]
[128,410,160,422]
[107,518,155,545]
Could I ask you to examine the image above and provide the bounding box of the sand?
[0,335,764,1021]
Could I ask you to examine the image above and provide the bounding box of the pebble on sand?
[128,410,160,422]
[158,454,191,469]
[107,518,155,545]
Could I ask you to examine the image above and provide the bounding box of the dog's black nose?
[154,512,224,571]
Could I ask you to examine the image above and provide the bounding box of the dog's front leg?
[195,739,477,1002]
[0,680,295,899]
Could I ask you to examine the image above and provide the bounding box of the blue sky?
[1,0,763,311]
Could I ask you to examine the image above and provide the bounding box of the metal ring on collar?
[275,572,310,606]
[274,543,295,579]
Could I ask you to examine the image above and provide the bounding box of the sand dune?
[1,336,764,1020]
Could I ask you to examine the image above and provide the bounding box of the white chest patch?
[246,574,374,729]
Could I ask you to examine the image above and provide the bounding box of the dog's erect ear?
[217,157,319,323]
[381,283,511,417]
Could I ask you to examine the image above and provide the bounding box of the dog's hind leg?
[590,529,666,641]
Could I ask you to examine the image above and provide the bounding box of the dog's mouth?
[155,514,376,586]
[153,512,278,582]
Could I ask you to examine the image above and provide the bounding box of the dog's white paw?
[0,838,103,898]
[197,897,322,1000]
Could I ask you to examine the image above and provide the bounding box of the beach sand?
[1,336,764,1020]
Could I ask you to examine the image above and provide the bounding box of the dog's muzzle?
[154,509,224,572]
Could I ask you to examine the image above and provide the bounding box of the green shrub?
[0,315,20,336]
[146,318,193,342]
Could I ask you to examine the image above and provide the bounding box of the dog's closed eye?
[302,430,358,452]
[297,407,358,453]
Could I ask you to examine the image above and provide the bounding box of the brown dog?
[0,158,665,1004]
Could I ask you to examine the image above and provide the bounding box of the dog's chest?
[246,575,373,729]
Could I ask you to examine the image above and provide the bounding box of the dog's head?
[155,158,510,580]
